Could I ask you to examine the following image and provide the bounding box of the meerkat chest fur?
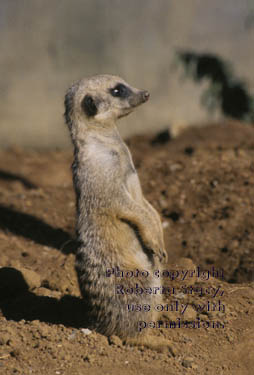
[80,130,143,205]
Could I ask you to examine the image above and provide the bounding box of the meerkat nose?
[142,91,150,102]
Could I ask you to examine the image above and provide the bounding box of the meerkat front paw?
[124,335,175,355]
[149,240,168,264]
[159,247,168,263]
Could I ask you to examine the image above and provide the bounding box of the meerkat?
[64,74,169,349]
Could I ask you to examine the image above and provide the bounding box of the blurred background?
[0,0,254,148]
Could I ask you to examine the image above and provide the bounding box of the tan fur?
[64,74,170,350]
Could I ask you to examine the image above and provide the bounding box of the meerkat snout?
[64,75,150,131]
[128,89,150,108]
[142,90,150,102]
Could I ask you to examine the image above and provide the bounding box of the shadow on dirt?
[0,205,77,254]
[0,169,37,189]
[0,267,88,328]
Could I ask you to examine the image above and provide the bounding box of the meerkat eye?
[110,83,131,98]
[81,95,98,117]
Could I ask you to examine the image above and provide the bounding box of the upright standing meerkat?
[64,74,169,349]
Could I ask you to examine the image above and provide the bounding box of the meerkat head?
[64,74,149,132]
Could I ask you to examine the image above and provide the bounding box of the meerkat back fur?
[64,74,168,343]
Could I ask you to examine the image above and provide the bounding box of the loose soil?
[0,122,253,375]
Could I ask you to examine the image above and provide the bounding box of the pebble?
[162,221,169,228]
[183,305,197,321]
[81,328,92,335]
[0,333,10,345]
[182,357,194,368]
[159,198,168,209]
[169,163,183,172]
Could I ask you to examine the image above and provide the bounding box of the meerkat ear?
[81,95,98,117]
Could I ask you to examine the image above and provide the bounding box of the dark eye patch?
[81,95,98,117]
[109,83,132,99]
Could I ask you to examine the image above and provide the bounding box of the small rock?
[169,163,183,172]
[162,221,169,229]
[199,313,208,321]
[174,292,185,299]
[182,357,194,368]
[159,198,168,209]
[0,333,10,345]
[81,328,92,335]
[31,320,40,327]
[210,180,218,188]
[183,305,197,321]
[38,325,50,338]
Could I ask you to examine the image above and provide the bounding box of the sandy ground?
[0,122,253,374]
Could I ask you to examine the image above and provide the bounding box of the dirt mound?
[0,122,253,374]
